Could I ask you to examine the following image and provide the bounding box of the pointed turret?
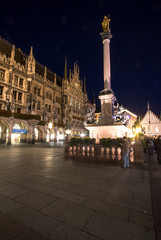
[10,44,15,64]
[147,101,150,111]
[27,46,35,74]
[30,46,33,56]
[64,57,68,80]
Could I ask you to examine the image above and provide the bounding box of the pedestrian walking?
[122,136,131,168]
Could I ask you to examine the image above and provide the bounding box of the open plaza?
[0,1,161,239]
[0,143,160,240]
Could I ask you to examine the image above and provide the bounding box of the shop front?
[11,124,27,144]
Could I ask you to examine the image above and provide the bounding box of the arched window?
[148,125,152,134]
[155,126,159,134]
[46,91,49,99]
[49,92,52,100]
[13,124,20,129]
[34,128,38,140]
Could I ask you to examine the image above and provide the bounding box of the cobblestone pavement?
[0,143,156,240]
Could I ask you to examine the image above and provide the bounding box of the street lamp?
[132,117,143,137]
[48,122,52,129]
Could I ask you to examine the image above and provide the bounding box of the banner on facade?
[12,129,27,134]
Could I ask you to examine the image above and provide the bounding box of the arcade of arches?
[0,117,65,144]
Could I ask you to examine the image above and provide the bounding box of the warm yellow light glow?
[48,122,52,129]
[80,133,85,137]
[66,129,71,135]
[59,134,64,140]
[134,126,141,135]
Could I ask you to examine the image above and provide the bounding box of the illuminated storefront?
[11,124,27,144]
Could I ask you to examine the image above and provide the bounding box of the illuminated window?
[13,124,20,129]
[34,128,38,140]
[148,125,152,134]
[155,126,159,134]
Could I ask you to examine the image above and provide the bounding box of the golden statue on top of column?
[102,15,111,32]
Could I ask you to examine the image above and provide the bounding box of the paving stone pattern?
[0,143,157,239]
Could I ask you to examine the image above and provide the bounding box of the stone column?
[27,119,39,144]
[54,129,57,142]
[100,30,112,90]
[99,27,114,125]
[7,118,14,145]
[27,129,32,143]
[7,130,11,145]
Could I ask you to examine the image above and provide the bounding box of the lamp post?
[132,117,143,138]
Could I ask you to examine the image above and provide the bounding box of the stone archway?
[34,126,44,142]
[57,129,64,141]
[0,118,9,144]
[12,121,29,144]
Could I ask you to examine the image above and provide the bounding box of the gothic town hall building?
[0,37,87,144]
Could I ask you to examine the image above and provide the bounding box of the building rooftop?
[0,36,62,86]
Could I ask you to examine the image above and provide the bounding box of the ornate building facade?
[0,37,87,144]
[141,104,161,137]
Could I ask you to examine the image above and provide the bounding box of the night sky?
[0,0,161,116]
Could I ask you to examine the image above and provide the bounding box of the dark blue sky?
[0,0,161,115]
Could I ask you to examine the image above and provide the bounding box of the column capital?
[100,31,112,41]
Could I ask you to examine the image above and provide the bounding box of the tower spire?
[147,101,150,111]
[64,57,68,80]
[30,46,33,56]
